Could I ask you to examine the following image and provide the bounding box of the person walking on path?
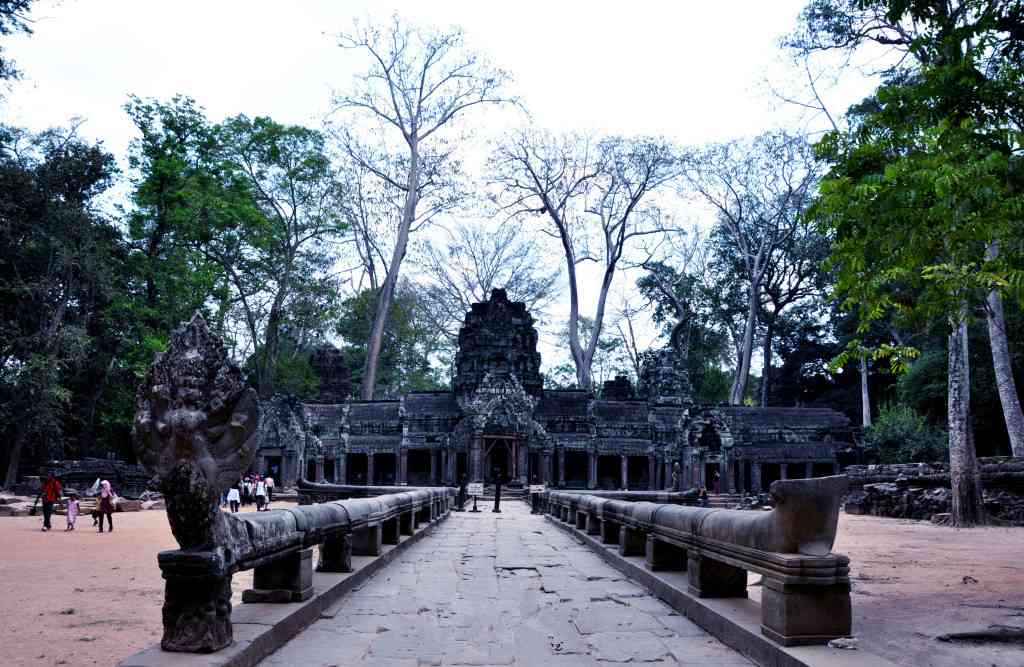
[254,477,267,511]
[97,479,115,533]
[227,485,240,513]
[265,476,274,504]
[65,493,80,531]
[37,473,62,531]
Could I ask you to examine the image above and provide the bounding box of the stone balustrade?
[158,487,454,652]
[544,475,851,646]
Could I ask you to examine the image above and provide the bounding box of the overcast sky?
[3,0,878,379]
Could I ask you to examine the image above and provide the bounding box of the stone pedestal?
[399,511,414,535]
[317,533,352,573]
[586,514,601,535]
[352,525,382,556]
[382,517,400,545]
[157,549,233,653]
[645,535,686,571]
[618,526,645,557]
[244,547,314,603]
[760,578,852,646]
[575,511,588,530]
[600,520,620,545]
[687,553,747,598]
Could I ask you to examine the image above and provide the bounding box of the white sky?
[4,0,880,381]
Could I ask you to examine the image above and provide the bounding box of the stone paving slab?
[259,502,752,666]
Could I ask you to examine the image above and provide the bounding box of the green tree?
[795,0,1024,524]
[0,125,123,486]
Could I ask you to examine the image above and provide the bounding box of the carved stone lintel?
[158,549,233,653]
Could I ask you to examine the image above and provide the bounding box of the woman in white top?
[254,479,267,511]
[227,485,241,513]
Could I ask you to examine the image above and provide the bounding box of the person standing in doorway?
[37,473,62,532]
[226,484,240,513]
[97,480,115,533]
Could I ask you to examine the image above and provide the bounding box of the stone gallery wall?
[844,457,1024,524]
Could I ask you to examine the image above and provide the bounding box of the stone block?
[399,510,414,535]
[352,524,382,556]
[244,547,314,603]
[644,535,686,571]
[382,517,400,545]
[600,520,620,545]
[686,552,746,599]
[316,532,352,573]
[760,577,852,646]
[618,525,645,557]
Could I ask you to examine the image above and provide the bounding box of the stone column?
[367,454,375,486]
[517,442,528,485]
[806,462,814,479]
[541,451,551,484]
[751,463,762,493]
[316,459,324,483]
[780,463,789,480]
[648,457,657,491]
[664,460,673,490]
[620,455,628,490]
[337,454,346,486]
[833,461,840,475]
[587,452,597,489]
[398,447,409,485]
[557,449,565,487]
[719,460,728,493]
[470,431,484,482]
[738,460,746,494]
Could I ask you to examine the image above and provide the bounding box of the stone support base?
[316,533,352,573]
[158,550,233,653]
[399,511,414,535]
[243,547,314,603]
[352,525,382,556]
[618,525,645,557]
[575,511,588,530]
[382,517,400,545]
[645,535,686,572]
[600,520,620,545]
[687,552,747,599]
[585,514,601,535]
[760,578,852,646]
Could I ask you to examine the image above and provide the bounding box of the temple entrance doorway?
[456,452,468,482]
[627,456,649,489]
[484,436,517,483]
[527,452,541,484]
[564,451,588,488]
[762,463,781,488]
[346,453,368,485]
[324,459,335,483]
[374,453,397,485]
[264,456,282,481]
[408,449,431,485]
[704,462,721,492]
[306,460,317,482]
[597,455,619,489]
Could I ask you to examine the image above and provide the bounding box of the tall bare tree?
[985,241,1024,456]
[683,132,818,405]
[492,131,679,390]
[417,220,561,349]
[332,16,512,399]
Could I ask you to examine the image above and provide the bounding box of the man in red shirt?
[38,473,62,531]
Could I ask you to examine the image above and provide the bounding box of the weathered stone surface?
[258,502,750,666]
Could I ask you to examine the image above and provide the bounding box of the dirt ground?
[835,514,1024,666]
[0,509,1022,667]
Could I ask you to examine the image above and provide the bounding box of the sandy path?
[0,504,265,667]
[1,507,1023,666]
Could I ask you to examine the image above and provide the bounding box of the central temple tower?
[452,288,543,398]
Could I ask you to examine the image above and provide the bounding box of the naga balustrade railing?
[544,475,851,646]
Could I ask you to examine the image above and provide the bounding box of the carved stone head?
[133,313,259,549]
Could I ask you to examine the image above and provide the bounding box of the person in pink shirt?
[65,493,80,531]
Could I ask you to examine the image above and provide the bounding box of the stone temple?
[256,289,855,491]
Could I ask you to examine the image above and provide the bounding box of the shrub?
[864,405,948,464]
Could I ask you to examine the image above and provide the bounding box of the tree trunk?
[948,313,984,526]
[760,321,772,408]
[361,143,419,400]
[859,353,872,427]
[3,430,26,489]
[730,284,758,405]
[985,242,1024,456]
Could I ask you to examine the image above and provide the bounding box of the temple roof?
[403,392,461,417]
[536,391,591,417]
